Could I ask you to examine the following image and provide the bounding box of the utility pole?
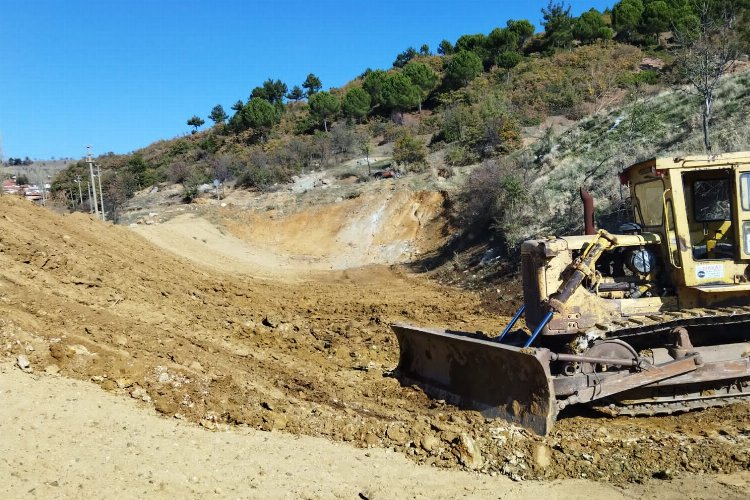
[96,162,105,221]
[74,175,83,208]
[86,146,99,219]
[87,182,93,213]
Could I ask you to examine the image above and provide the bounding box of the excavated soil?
[0,192,749,491]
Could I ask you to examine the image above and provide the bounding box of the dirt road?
[0,193,748,497]
[2,363,748,499]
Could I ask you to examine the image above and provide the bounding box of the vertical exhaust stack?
[580,188,595,235]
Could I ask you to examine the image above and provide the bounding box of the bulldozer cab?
[624,153,750,293]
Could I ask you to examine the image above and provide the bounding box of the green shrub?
[617,69,661,87]
[140,168,164,187]
[393,132,428,169]
[181,167,209,202]
[235,163,293,191]
[445,145,478,166]
[198,135,220,154]
[369,120,403,144]
[437,97,521,158]
[456,159,532,254]
[170,140,192,156]
[293,114,318,135]
[418,113,442,134]
[182,183,199,202]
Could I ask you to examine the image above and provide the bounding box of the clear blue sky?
[0,0,614,160]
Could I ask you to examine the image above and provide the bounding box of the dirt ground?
[0,186,748,497]
[2,362,748,499]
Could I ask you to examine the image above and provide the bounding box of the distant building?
[2,179,19,194]
[2,179,44,201]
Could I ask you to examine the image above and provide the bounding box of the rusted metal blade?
[391,322,558,435]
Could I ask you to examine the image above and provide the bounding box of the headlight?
[626,248,655,274]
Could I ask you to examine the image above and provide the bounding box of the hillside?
[29,4,750,241]
[50,65,750,276]
[464,65,750,254]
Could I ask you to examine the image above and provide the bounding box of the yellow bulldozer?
[393,152,750,434]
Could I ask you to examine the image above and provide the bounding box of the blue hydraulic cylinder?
[523,310,554,348]
[496,304,526,343]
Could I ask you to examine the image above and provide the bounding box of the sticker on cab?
[695,263,724,279]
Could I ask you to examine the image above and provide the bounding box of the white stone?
[16,355,30,370]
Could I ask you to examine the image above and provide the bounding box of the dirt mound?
[1,194,748,484]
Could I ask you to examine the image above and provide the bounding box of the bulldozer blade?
[391,323,557,435]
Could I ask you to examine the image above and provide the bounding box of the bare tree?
[104,171,137,224]
[673,1,739,152]
[360,135,373,176]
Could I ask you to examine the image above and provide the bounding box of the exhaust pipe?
[580,188,595,235]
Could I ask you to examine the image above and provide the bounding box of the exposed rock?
[276,323,293,333]
[364,433,380,447]
[440,431,458,444]
[16,354,30,371]
[44,364,60,375]
[200,419,217,430]
[261,412,288,431]
[116,378,133,389]
[455,433,483,470]
[386,426,409,445]
[261,400,274,411]
[420,434,440,453]
[263,315,281,328]
[653,469,674,480]
[130,386,151,403]
[69,344,94,356]
[101,379,117,391]
[533,444,552,469]
[340,425,356,442]
[154,395,179,415]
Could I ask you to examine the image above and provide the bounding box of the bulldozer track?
[571,305,750,416]
[594,394,750,417]
[581,304,750,340]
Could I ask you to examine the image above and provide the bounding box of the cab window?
[633,179,664,227]
[693,178,731,221]
[740,173,750,211]
[683,172,734,260]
